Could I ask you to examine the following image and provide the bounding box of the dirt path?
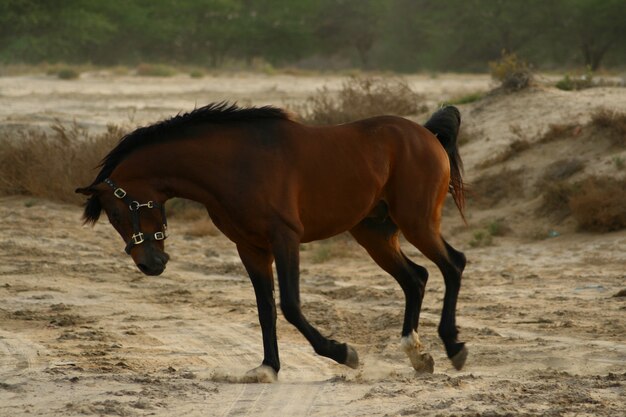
[1,196,624,416]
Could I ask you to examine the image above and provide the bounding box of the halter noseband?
[103,178,168,254]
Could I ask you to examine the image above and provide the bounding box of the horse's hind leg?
[272,231,359,369]
[350,216,434,373]
[399,224,468,370]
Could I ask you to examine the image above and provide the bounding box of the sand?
[0,72,625,416]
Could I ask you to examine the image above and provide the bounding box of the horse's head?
[76,179,170,276]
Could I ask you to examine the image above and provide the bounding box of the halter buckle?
[129,201,155,211]
[131,232,145,245]
[114,188,127,199]
[154,231,166,240]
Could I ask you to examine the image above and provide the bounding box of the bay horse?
[76,102,467,382]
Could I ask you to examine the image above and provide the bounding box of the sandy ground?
[1,73,625,416]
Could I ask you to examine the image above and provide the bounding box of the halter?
[103,178,168,254]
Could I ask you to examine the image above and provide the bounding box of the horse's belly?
[298,194,379,242]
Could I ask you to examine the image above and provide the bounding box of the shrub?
[487,219,511,236]
[0,123,123,204]
[469,230,493,248]
[295,76,427,125]
[57,68,80,80]
[189,69,204,78]
[136,63,177,77]
[468,168,524,208]
[538,123,581,144]
[590,109,626,146]
[489,51,533,92]
[569,176,626,232]
[536,158,585,188]
[556,73,593,91]
[536,180,576,220]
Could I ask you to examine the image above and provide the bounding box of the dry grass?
[537,181,576,221]
[0,124,123,204]
[538,109,625,147]
[468,168,524,208]
[536,175,626,232]
[538,123,582,144]
[590,109,626,146]
[294,76,427,125]
[489,51,534,92]
[569,176,626,232]
[535,158,585,189]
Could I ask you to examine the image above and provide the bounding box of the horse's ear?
[75,186,95,195]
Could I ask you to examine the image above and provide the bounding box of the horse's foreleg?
[350,217,434,373]
[237,244,279,382]
[272,232,359,369]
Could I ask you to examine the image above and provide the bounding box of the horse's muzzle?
[136,251,169,276]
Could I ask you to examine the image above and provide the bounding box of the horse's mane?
[82,102,291,224]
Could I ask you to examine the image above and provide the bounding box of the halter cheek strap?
[103,178,168,254]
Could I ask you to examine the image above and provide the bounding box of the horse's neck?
[114,141,218,205]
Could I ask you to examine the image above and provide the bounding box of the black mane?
[82,102,290,223]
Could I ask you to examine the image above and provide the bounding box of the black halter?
[103,178,168,254]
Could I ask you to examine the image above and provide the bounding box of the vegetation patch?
[537,176,626,232]
[469,230,493,248]
[538,123,582,144]
[136,63,177,77]
[590,109,626,146]
[489,52,534,92]
[569,176,626,232]
[556,70,594,91]
[56,67,80,80]
[535,158,585,189]
[0,124,123,204]
[537,180,577,221]
[295,76,427,125]
[468,168,524,208]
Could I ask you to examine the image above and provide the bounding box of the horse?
[76,102,467,382]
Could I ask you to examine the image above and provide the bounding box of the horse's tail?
[424,105,466,222]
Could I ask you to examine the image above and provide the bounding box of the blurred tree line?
[1,0,624,71]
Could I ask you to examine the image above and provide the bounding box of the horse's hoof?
[400,331,434,373]
[243,364,278,383]
[451,345,468,370]
[414,352,435,374]
[344,345,359,369]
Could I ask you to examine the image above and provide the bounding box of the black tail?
[424,106,466,221]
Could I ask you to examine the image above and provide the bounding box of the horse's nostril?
[156,252,169,266]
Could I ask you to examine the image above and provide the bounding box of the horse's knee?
[412,262,429,285]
